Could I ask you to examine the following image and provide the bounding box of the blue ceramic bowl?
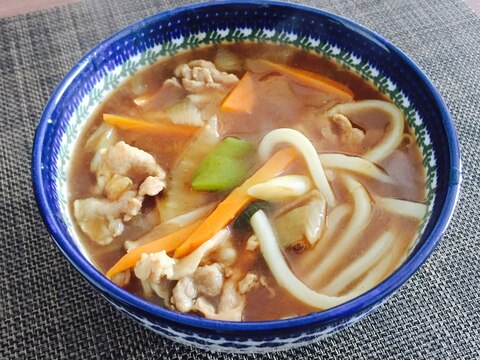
[32,0,461,353]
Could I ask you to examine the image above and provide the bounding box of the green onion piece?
[233,201,271,231]
[191,137,255,191]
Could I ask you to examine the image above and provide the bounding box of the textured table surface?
[1,0,480,17]
[0,0,479,359]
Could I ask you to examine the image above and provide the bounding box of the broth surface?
[69,43,425,321]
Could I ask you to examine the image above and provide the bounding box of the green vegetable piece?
[233,201,271,231]
[213,137,254,158]
[274,206,308,248]
[191,137,255,191]
[192,155,250,191]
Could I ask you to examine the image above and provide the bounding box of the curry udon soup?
[69,43,426,321]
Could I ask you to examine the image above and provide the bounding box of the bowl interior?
[32,0,460,332]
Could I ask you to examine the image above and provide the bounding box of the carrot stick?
[105,220,201,280]
[252,60,353,100]
[174,147,298,258]
[103,114,199,137]
[220,71,256,113]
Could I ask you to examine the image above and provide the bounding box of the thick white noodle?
[247,175,313,202]
[300,204,351,270]
[376,197,427,220]
[251,211,361,309]
[325,100,405,163]
[304,175,372,286]
[258,128,336,206]
[319,153,393,183]
[322,232,394,295]
[351,252,394,294]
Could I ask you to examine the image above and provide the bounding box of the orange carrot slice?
[220,71,256,113]
[174,147,299,258]
[103,114,198,137]
[251,59,353,100]
[105,220,201,280]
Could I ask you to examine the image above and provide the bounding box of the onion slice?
[304,191,327,245]
[125,203,217,251]
[214,47,242,73]
[166,98,203,126]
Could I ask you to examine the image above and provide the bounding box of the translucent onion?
[125,203,217,251]
[271,190,326,248]
[163,202,217,228]
[186,93,214,108]
[85,123,116,152]
[133,94,151,106]
[247,175,313,202]
[304,191,327,245]
[267,46,296,64]
[325,100,405,163]
[258,128,336,206]
[251,210,361,309]
[319,153,393,183]
[89,151,104,174]
[376,197,427,220]
[304,175,372,286]
[158,116,220,221]
[166,98,203,126]
[214,47,242,73]
[131,73,148,96]
[322,232,394,295]
[85,124,117,173]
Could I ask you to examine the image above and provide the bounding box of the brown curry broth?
[69,43,425,321]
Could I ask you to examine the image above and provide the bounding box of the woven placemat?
[0,0,478,358]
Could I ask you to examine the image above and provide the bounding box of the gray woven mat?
[0,0,479,358]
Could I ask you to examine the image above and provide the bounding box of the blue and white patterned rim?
[32,0,461,335]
